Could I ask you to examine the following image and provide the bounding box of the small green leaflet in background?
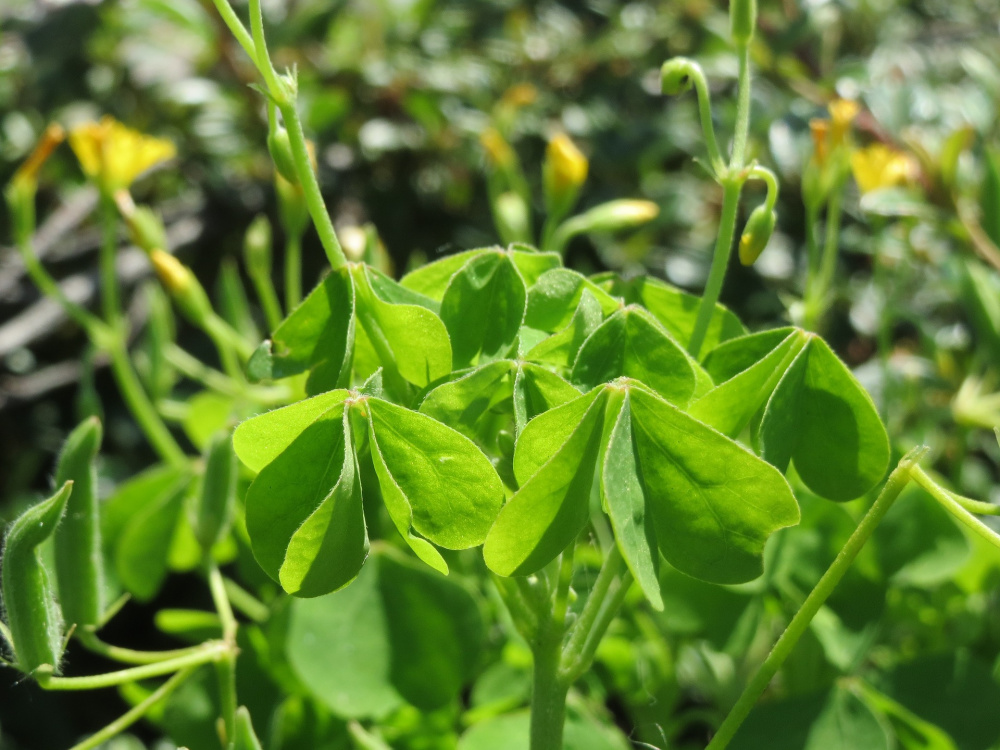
[439,250,527,367]
[286,548,482,718]
[116,477,189,602]
[53,417,104,628]
[484,381,799,604]
[191,432,237,555]
[235,389,504,595]
[1,481,72,673]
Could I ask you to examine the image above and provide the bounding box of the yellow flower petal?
[850,144,917,194]
[69,116,175,191]
[828,99,859,146]
[546,133,588,192]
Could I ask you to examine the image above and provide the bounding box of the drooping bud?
[6,124,66,242]
[150,250,213,325]
[738,204,777,266]
[660,57,699,96]
[11,124,65,192]
[730,0,757,45]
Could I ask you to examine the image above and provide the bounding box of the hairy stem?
[706,449,925,749]
[77,630,207,666]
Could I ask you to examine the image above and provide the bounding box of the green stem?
[208,564,238,742]
[77,630,208,666]
[805,205,821,278]
[566,570,633,683]
[223,577,270,623]
[247,0,285,101]
[529,623,568,750]
[706,449,925,750]
[16,236,105,338]
[107,338,187,466]
[688,178,742,359]
[559,545,624,675]
[277,102,346,269]
[98,192,122,330]
[209,0,256,61]
[692,71,725,176]
[67,666,197,750]
[729,43,752,168]
[285,231,303,309]
[250,265,283,331]
[37,641,227,690]
[912,467,1000,549]
[804,182,844,332]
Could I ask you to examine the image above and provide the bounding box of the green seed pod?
[53,417,104,628]
[243,215,273,281]
[730,0,757,45]
[193,433,237,555]
[267,125,299,186]
[231,706,264,750]
[1,481,72,674]
[660,58,699,96]
[738,204,777,266]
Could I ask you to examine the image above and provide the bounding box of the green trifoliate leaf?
[233,389,350,474]
[365,398,505,569]
[351,263,452,390]
[689,328,809,437]
[593,274,746,356]
[53,417,104,628]
[484,381,800,598]
[245,404,368,597]
[401,246,560,300]
[524,268,621,333]
[286,548,483,718]
[440,251,527,367]
[759,336,890,501]
[246,265,355,394]
[626,384,799,586]
[1,482,71,674]
[571,306,711,406]
[483,389,607,577]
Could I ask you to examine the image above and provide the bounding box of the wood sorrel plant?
[3,1,1000,749]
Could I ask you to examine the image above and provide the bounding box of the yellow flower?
[850,144,918,194]
[480,127,516,169]
[545,133,588,193]
[827,99,859,147]
[69,116,175,192]
[11,124,65,191]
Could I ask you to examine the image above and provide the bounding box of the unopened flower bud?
[544,133,588,218]
[150,250,213,325]
[730,0,757,45]
[267,125,299,185]
[11,124,65,192]
[660,58,699,96]
[480,128,516,169]
[575,199,660,233]
[738,205,777,266]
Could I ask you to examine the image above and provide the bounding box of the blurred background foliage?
[2,0,1000,748]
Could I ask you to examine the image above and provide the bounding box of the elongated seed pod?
[1,481,72,674]
[232,706,264,750]
[194,433,237,554]
[54,417,104,627]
